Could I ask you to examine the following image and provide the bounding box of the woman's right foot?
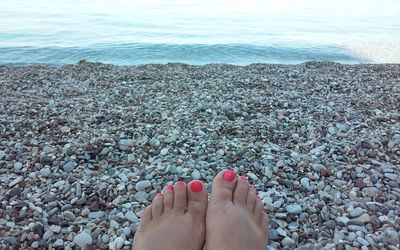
[205,170,269,250]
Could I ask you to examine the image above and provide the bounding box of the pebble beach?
[0,61,399,249]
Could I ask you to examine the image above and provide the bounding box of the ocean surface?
[1,0,400,65]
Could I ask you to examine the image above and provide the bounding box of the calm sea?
[1,0,399,65]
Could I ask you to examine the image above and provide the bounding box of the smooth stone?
[285,204,302,214]
[300,177,311,190]
[49,225,61,234]
[63,211,76,221]
[0,150,5,160]
[160,148,168,155]
[282,237,295,247]
[8,176,23,187]
[347,225,368,233]
[264,166,273,178]
[74,232,93,248]
[383,228,399,245]
[268,229,279,240]
[384,173,398,181]
[362,187,379,197]
[350,214,370,224]
[39,167,51,177]
[325,220,336,229]
[350,207,364,218]
[60,126,70,133]
[357,237,370,246]
[127,154,135,161]
[309,145,326,155]
[31,241,39,248]
[335,216,350,225]
[81,208,90,216]
[135,180,152,191]
[123,227,131,236]
[88,211,106,219]
[53,239,64,247]
[101,234,110,244]
[125,211,139,223]
[42,230,53,240]
[113,236,124,249]
[247,172,258,181]
[14,162,23,171]
[135,191,149,203]
[191,170,201,180]
[63,161,77,172]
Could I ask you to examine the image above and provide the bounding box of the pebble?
[300,177,311,190]
[350,213,370,224]
[350,207,364,218]
[43,231,53,240]
[125,211,139,223]
[384,173,398,181]
[362,187,379,197]
[88,211,106,219]
[123,227,131,236]
[325,220,336,229]
[113,236,124,249]
[135,180,152,191]
[63,211,76,221]
[357,237,370,246]
[191,170,201,180]
[53,239,64,247]
[0,150,5,160]
[74,232,93,248]
[101,234,110,244]
[8,176,23,187]
[31,241,39,248]
[348,225,368,233]
[39,167,51,177]
[285,204,302,214]
[383,228,399,245]
[268,229,279,240]
[282,237,296,248]
[14,162,23,171]
[63,161,77,172]
[135,191,149,203]
[160,148,169,155]
[49,225,61,234]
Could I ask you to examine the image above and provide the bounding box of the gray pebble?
[135,191,149,203]
[268,229,279,240]
[88,211,106,219]
[74,232,93,248]
[350,207,364,218]
[43,230,53,240]
[123,227,131,236]
[348,225,368,233]
[300,177,311,190]
[285,204,302,214]
[357,236,370,246]
[63,161,77,172]
[39,167,51,177]
[282,237,295,247]
[53,239,64,247]
[191,170,201,180]
[383,228,399,245]
[31,241,39,248]
[14,162,23,171]
[101,234,110,244]
[325,220,336,229]
[63,211,76,221]
[384,173,398,181]
[0,150,5,160]
[125,211,139,223]
[160,148,168,155]
[362,187,379,197]
[135,180,152,191]
[113,236,124,249]
[49,225,61,234]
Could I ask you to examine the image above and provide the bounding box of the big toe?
[209,169,237,204]
[187,180,208,218]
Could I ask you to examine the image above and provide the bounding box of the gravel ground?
[0,61,399,250]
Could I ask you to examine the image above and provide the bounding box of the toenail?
[240,176,247,182]
[249,184,255,190]
[256,195,261,200]
[190,180,203,192]
[156,193,164,199]
[167,185,174,191]
[176,181,185,187]
[223,170,236,182]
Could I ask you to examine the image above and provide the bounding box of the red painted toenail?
[240,176,247,181]
[167,185,174,191]
[249,184,255,190]
[256,195,261,200]
[157,193,164,199]
[223,170,236,182]
[176,181,185,187]
[190,181,203,193]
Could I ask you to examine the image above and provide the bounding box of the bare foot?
[132,180,208,250]
[205,170,269,250]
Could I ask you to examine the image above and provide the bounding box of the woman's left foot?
[132,180,208,250]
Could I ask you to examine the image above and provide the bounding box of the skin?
[131,170,269,250]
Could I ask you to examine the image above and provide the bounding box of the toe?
[151,193,164,219]
[209,169,237,204]
[261,212,269,236]
[137,205,152,232]
[187,180,208,218]
[163,185,174,214]
[253,197,263,224]
[233,176,249,205]
[246,185,257,212]
[172,181,187,214]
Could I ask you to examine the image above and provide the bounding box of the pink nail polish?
[190,180,203,193]
[176,181,185,187]
[240,176,247,182]
[156,193,164,199]
[249,184,255,190]
[256,195,261,200]
[223,170,236,182]
[167,185,174,191]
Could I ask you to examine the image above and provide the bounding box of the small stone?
[325,220,336,229]
[357,237,370,246]
[264,166,273,178]
[113,236,124,249]
[81,208,90,216]
[101,234,110,244]
[300,177,311,190]
[247,172,258,181]
[335,216,350,226]
[268,229,279,240]
[60,126,70,133]
[285,204,302,214]
[43,230,53,240]
[14,162,23,171]
[49,225,61,234]
[160,148,168,155]
[31,241,39,248]
[125,211,139,223]
[350,213,370,224]
[383,228,399,245]
[282,237,295,248]
[135,180,152,191]
[350,207,364,218]
[309,145,326,155]
[191,170,201,180]
[123,227,131,236]
[63,161,77,172]
[88,211,106,219]
[384,173,398,181]
[63,211,76,221]
[53,239,64,247]
[74,232,93,248]
[135,191,149,203]
[8,176,23,187]
[347,225,367,233]
[0,150,5,160]
[127,153,135,161]
[39,167,51,177]
[362,187,379,197]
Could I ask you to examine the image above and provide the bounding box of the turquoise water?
[1,0,399,65]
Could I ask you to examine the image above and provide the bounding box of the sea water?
[0,0,399,65]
